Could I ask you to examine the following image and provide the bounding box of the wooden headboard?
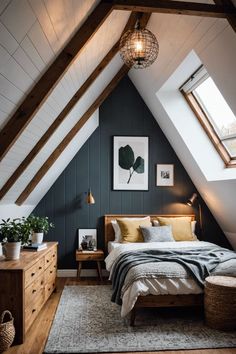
[104,214,195,253]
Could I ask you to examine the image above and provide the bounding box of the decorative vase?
[32,232,44,244]
[2,242,21,260]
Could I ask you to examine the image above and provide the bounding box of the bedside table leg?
[97,261,103,281]
[77,261,82,279]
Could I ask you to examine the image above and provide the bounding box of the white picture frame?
[113,136,149,190]
[78,229,97,250]
[156,164,174,186]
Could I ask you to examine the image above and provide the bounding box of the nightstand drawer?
[77,253,104,261]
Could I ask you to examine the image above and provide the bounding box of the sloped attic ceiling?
[0,0,131,208]
[0,0,235,248]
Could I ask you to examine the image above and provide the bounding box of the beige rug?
[44,285,236,353]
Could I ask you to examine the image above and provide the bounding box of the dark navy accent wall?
[33,76,230,269]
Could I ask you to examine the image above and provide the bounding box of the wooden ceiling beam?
[15,64,129,206]
[111,0,235,18]
[214,0,236,32]
[0,11,148,201]
[0,1,113,162]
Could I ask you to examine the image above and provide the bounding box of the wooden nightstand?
[76,249,104,281]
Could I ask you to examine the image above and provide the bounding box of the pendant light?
[119,20,159,69]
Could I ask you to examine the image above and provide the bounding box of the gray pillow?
[140,225,175,242]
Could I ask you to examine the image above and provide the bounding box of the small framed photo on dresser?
[156,164,174,186]
[78,229,97,251]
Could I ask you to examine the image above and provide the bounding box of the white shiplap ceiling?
[0,0,130,206]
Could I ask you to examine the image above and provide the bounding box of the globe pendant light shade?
[119,27,159,69]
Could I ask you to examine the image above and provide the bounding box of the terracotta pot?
[32,232,44,244]
[3,242,21,260]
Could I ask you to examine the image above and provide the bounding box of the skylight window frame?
[180,66,236,168]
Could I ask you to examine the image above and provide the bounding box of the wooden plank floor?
[6,277,236,354]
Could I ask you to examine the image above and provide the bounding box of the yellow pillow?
[117,217,151,243]
[157,216,194,241]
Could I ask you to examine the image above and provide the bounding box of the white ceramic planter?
[3,242,21,260]
[32,232,44,244]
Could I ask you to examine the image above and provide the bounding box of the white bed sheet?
[107,241,121,253]
[105,241,213,317]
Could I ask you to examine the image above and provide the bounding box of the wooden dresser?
[0,242,58,344]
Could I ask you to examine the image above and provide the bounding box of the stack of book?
[23,243,47,251]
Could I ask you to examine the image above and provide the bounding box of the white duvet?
[105,241,214,317]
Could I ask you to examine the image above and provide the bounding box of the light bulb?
[135,41,143,52]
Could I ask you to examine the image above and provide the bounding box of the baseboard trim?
[57,269,109,277]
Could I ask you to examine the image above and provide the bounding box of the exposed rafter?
[0,1,113,162]
[0,12,152,201]
[214,0,236,32]
[15,65,129,206]
[111,0,235,18]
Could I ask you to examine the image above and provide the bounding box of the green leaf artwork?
[119,145,145,184]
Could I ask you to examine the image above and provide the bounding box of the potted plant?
[0,218,31,260]
[27,215,54,244]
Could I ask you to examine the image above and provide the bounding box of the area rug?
[44,285,236,353]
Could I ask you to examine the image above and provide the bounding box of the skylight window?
[180,66,236,167]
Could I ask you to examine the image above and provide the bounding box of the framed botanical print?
[113,136,149,190]
[156,164,174,186]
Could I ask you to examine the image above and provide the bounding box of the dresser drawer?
[25,257,44,288]
[44,246,57,269]
[25,287,45,333]
[45,260,57,283]
[25,273,45,309]
[45,278,56,301]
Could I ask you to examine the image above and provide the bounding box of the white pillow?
[111,216,151,242]
[111,220,122,242]
[153,219,198,240]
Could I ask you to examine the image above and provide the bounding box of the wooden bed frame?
[104,214,204,325]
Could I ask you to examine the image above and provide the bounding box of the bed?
[104,214,236,325]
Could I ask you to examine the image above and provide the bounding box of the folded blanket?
[111,246,236,305]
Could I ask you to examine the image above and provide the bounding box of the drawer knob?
[32,289,36,293]
[32,309,36,313]
[31,272,35,277]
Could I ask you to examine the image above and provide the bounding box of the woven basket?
[204,276,236,330]
[0,310,15,352]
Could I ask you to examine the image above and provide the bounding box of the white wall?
[130,16,236,249]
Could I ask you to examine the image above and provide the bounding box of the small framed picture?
[78,229,97,251]
[156,164,174,186]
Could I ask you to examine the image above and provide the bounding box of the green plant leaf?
[119,145,134,170]
[133,156,144,174]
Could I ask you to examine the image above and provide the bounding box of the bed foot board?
[130,308,136,326]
